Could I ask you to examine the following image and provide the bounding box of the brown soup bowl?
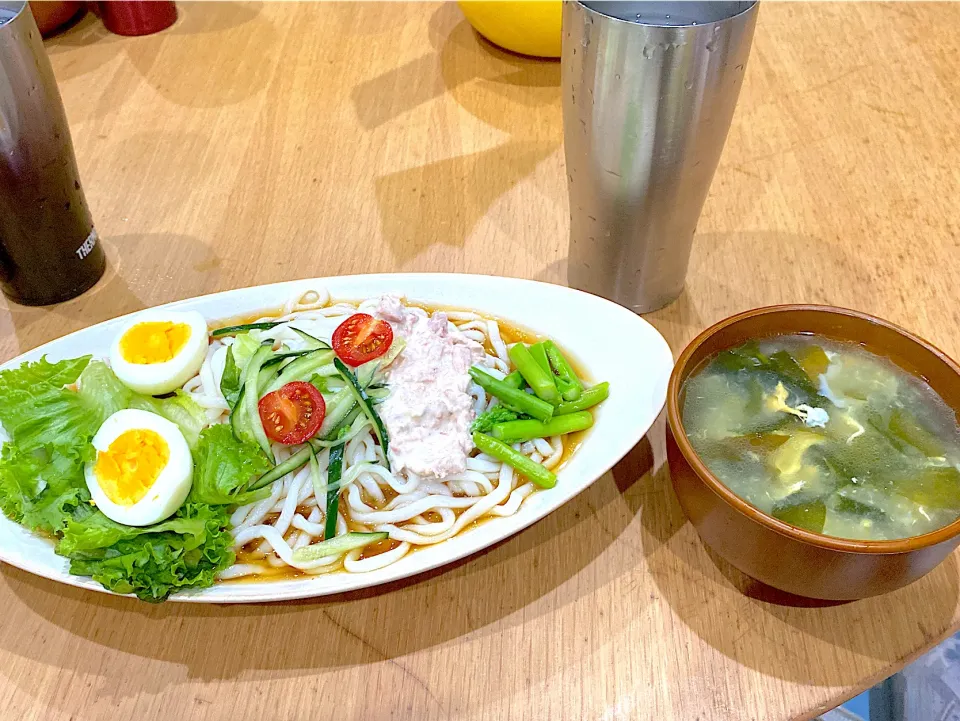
[666,305,960,600]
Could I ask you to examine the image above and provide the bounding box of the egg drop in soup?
[681,334,960,541]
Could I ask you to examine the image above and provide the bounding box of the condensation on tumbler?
[562,1,758,313]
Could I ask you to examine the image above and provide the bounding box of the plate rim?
[0,273,674,603]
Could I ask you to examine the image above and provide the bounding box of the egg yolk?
[94,429,170,505]
[119,321,191,364]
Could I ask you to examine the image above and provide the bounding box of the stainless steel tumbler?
[563,1,758,313]
[0,0,104,305]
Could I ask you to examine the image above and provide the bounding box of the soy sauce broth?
[681,334,960,541]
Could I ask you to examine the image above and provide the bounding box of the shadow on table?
[43,12,123,82]
[352,4,560,133]
[0,232,221,358]
[125,2,274,109]
[46,2,271,109]
[0,237,141,358]
[1,434,657,683]
[532,256,568,287]
[642,443,960,687]
[373,139,556,263]
[366,4,561,262]
[635,229,882,355]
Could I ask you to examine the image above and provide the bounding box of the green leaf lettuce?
[188,424,272,506]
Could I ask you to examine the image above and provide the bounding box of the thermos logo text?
[75,230,98,260]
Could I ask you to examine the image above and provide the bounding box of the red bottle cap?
[98,1,177,37]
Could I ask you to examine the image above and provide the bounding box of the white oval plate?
[0,274,673,603]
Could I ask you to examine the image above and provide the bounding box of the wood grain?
[0,3,958,720]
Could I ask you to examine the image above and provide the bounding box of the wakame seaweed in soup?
[681,334,960,541]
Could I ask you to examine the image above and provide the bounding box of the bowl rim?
[666,303,960,554]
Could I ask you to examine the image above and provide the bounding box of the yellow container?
[457,1,562,59]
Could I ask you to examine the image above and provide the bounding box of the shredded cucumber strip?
[334,358,390,468]
[244,344,276,456]
[291,532,388,562]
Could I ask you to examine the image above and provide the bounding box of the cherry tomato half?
[258,381,326,445]
[332,313,394,367]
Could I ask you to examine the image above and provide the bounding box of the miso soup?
[681,334,960,541]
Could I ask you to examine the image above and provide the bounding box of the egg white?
[109,310,208,395]
[85,409,193,527]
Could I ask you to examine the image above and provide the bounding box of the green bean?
[528,342,552,375]
[468,367,554,422]
[508,344,559,403]
[490,411,594,444]
[472,432,557,489]
[544,340,583,402]
[502,371,525,389]
[555,382,609,415]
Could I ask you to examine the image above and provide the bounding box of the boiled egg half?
[85,409,193,526]
[109,310,208,395]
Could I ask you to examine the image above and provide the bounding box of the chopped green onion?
[554,382,609,415]
[508,343,559,403]
[490,410,594,443]
[472,432,557,489]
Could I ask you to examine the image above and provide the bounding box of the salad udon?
[0,289,608,600]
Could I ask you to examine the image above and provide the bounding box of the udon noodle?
[179,290,568,579]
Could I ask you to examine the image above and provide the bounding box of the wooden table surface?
[1,2,958,719]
